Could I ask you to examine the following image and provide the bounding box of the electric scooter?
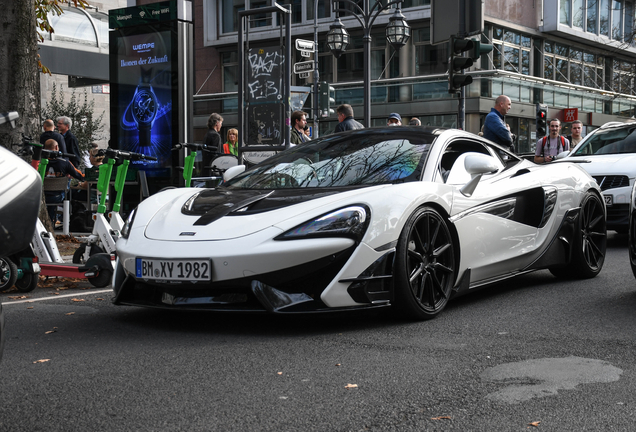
[172,143,237,187]
[73,148,156,264]
[8,138,114,288]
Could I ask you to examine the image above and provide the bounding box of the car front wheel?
[393,206,457,320]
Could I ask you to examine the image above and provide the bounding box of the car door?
[440,138,544,284]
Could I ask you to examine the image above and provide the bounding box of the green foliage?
[36,0,88,73]
[42,82,105,166]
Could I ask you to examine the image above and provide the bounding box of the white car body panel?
[113,127,606,315]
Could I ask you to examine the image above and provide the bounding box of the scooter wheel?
[14,270,39,293]
[86,253,114,288]
[0,257,18,292]
[73,244,105,264]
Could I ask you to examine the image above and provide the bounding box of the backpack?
[541,135,567,155]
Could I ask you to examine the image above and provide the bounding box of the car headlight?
[275,205,369,242]
[121,207,137,239]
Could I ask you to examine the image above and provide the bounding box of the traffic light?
[536,103,548,138]
[469,40,493,61]
[449,36,474,94]
[318,81,335,117]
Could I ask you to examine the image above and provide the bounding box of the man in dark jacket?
[482,95,514,151]
[56,116,82,168]
[40,119,68,156]
[333,104,364,133]
[43,139,84,225]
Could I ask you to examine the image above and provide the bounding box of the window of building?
[559,0,634,42]
[413,25,447,76]
[544,41,605,89]
[613,60,636,95]
[222,52,239,92]
[491,27,531,75]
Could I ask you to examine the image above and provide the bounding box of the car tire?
[629,204,636,279]
[550,191,606,279]
[393,206,457,320]
[0,257,18,292]
[72,244,104,264]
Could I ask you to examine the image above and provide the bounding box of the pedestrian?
[290,110,309,144]
[40,119,68,157]
[83,142,99,168]
[566,120,584,149]
[333,104,364,133]
[408,117,421,126]
[42,139,84,225]
[223,128,238,156]
[204,113,223,152]
[56,116,82,168]
[387,113,402,126]
[534,118,570,164]
[482,95,514,151]
[303,125,311,140]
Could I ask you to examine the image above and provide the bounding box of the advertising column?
[109,1,192,187]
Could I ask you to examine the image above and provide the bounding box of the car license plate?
[603,195,613,207]
[136,258,211,281]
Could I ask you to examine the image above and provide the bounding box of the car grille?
[592,175,629,191]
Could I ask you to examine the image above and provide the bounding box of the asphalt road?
[1,233,635,431]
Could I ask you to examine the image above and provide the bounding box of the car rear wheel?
[393,206,456,320]
[550,191,606,279]
[629,203,636,279]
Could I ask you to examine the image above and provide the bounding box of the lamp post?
[326,0,410,127]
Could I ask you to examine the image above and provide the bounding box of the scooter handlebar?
[173,143,216,153]
[105,148,157,162]
[41,149,75,159]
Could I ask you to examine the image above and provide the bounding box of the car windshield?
[225,130,434,189]
[571,125,636,156]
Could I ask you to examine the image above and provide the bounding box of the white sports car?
[112,127,607,320]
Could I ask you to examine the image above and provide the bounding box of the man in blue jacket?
[483,95,514,151]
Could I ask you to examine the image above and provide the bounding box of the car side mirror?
[555,150,570,160]
[460,153,500,197]
[223,165,246,182]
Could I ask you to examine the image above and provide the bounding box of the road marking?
[1,289,112,306]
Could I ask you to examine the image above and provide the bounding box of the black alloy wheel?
[394,206,457,320]
[551,191,606,279]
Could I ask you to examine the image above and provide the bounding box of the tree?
[42,82,105,168]
[0,0,87,233]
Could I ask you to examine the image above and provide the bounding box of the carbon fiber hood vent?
[182,187,364,226]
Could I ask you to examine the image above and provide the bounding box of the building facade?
[137,0,636,154]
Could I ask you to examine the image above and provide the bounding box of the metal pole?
[238,15,244,164]
[313,0,320,138]
[458,0,466,130]
[363,0,371,128]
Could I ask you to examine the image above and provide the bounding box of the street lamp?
[326,0,410,127]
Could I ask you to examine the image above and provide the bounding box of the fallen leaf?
[33,359,50,364]
[49,292,60,296]
[344,383,358,389]
[96,298,104,301]
[277,372,283,375]
[57,287,69,291]
[8,295,28,300]
[71,298,85,302]
[45,330,56,335]
[335,363,341,366]
[27,307,34,309]
[528,421,541,427]
[65,312,75,315]
[431,416,451,420]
